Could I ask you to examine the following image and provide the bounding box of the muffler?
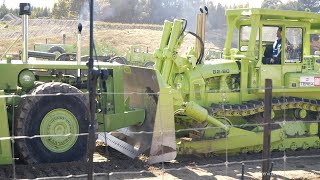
[19,3,31,63]
[77,23,82,77]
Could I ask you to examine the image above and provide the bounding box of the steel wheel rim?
[40,108,79,153]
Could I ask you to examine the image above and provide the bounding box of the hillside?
[0,17,226,58]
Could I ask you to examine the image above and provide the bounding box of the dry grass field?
[0,18,220,58]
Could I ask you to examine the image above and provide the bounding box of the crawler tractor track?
[185,96,320,154]
[209,96,320,117]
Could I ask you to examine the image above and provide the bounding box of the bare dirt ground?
[0,18,319,180]
[0,147,319,179]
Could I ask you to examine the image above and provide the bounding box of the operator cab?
[236,24,305,88]
[239,25,303,65]
[222,8,320,91]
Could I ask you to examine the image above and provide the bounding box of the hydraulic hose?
[180,19,187,37]
[188,31,204,65]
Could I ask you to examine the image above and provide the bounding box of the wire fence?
[0,85,320,180]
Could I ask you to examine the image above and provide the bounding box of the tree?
[43,7,50,17]
[261,0,282,9]
[107,0,137,23]
[69,0,86,18]
[297,0,320,12]
[149,0,183,24]
[95,0,111,21]
[134,0,150,23]
[278,1,299,11]
[207,3,227,29]
[261,0,320,12]
[0,3,8,19]
[9,8,19,17]
[51,0,70,19]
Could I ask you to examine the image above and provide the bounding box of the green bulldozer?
[1,3,320,166]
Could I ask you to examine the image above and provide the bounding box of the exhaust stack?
[77,23,83,77]
[19,3,31,63]
[195,6,208,63]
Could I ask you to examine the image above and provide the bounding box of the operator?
[263,27,282,64]
[270,27,282,64]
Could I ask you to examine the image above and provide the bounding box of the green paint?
[294,109,307,119]
[34,43,75,53]
[113,67,125,114]
[178,126,320,154]
[124,45,156,67]
[155,21,173,72]
[0,91,12,165]
[97,109,145,132]
[18,69,35,89]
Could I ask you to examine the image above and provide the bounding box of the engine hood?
[193,59,240,79]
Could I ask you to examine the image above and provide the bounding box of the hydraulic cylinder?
[183,101,229,132]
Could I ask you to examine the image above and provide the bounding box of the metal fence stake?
[241,163,245,180]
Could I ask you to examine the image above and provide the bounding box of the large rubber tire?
[48,46,66,54]
[144,62,155,68]
[55,53,75,61]
[111,56,128,65]
[48,46,66,61]
[14,82,89,164]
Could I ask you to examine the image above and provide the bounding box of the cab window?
[261,26,280,64]
[285,28,302,63]
[239,25,259,58]
[310,34,320,55]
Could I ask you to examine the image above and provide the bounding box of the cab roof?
[226,8,320,31]
[226,8,320,23]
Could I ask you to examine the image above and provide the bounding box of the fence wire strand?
[0,87,320,180]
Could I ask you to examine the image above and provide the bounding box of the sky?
[3,0,292,9]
